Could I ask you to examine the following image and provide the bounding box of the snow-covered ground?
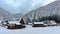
[0,21,60,34]
[0,25,60,34]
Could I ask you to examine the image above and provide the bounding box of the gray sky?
[0,0,55,14]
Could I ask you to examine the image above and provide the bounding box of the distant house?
[43,20,57,26]
[0,21,9,26]
[32,20,57,27]
[32,22,47,27]
[28,23,32,25]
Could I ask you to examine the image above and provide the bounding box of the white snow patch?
[0,25,60,34]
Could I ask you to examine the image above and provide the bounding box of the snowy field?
[0,25,60,34]
[0,21,60,34]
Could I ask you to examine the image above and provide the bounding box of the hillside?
[0,8,15,20]
[24,0,60,23]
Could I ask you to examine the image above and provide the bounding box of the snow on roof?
[33,22,44,24]
[50,21,57,24]
[9,21,20,25]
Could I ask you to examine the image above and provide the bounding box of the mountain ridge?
[0,8,15,20]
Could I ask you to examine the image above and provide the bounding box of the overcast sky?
[0,0,56,14]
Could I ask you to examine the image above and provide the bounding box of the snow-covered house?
[32,20,57,27]
[7,19,26,29]
[43,20,57,26]
[32,22,47,27]
[0,18,26,29]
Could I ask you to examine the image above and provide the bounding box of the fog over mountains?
[0,0,55,14]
